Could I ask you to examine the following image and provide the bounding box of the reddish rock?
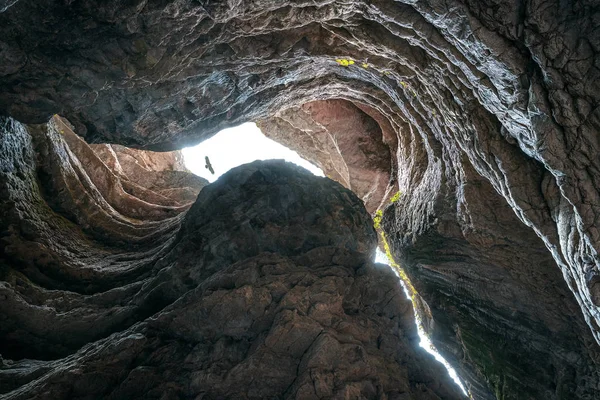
[0,1,599,399]
[258,99,396,213]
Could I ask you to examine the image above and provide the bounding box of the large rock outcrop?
[1,1,599,399]
[0,118,463,399]
[383,157,600,399]
[260,98,600,399]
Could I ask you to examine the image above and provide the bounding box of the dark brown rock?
[382,163,600,399]
[0,116,204,362]
[1,252,463,400]
[0,120,463,399]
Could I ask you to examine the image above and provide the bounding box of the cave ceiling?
[0,1,599,399]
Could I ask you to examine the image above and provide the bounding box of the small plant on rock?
[335,58,354,67]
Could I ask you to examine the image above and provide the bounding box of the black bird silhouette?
[205,156,214,175]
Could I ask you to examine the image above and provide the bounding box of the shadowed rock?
[0,120,463,399]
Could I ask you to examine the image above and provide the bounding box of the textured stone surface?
[0,1,599,399]
[0,116,206,364]
[91,141,202,204]
[0,122,463,399]
[382,162,600,399]
[258,99,397,213]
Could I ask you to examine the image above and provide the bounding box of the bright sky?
[183,123,467,397]
[182,122,323,182]
[376,247,468,395]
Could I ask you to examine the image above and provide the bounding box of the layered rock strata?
[0,116,206,364]
[262,98,600,399]
[258,99,397,213]
[382,159,600,400]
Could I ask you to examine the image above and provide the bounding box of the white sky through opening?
[182,122,323,182]
[183,122,467,397]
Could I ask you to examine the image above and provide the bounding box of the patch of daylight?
[375,249,469,396]
[182,122,324,182]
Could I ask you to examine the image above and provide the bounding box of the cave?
[0,1,599,399]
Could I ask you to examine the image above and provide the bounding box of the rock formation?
[257,99,397,213]
[1,0,599,399]
[0,121,463,398]
[0,115,206,363]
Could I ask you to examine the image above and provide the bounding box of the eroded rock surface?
[0,119,463,399]
[258,99,397,213]
[1,1,599,399]
[0,116,206,363]
[382,160,600,399]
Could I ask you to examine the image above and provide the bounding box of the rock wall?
[258,99,397,213]
[0,1,599,399]
[383,157,600,399]
[0,116,206,363]
[260,98,600,399]
[0,118,463,399]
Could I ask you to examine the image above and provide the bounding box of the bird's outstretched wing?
[205,156,215,175]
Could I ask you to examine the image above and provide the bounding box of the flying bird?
[205,156,214,175]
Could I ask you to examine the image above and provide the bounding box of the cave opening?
[375,248,468,395]
[181,122,324,181]
[1,1,599,399]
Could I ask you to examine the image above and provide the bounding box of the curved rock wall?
[259,97,600,399]
[258,99,397,213]
[0,1,599,399]
[0,116,206,363]
[383,156,600,399]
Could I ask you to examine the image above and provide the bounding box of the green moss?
[372,208,416,299]
[390,191,401,203]
[372,209,473,397]
[380,230,417,300]
[457,318,542,400]
[460,327,506,399]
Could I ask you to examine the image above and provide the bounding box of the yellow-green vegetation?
[372,208,416,297]
[373,209,383,229]
[372,207,434,331]
[399,81,418,97]
[335,58,355,67]
[379,228,418,301]
[362,62,369,69]
[373,210,471,397]
[390,191,401,203]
